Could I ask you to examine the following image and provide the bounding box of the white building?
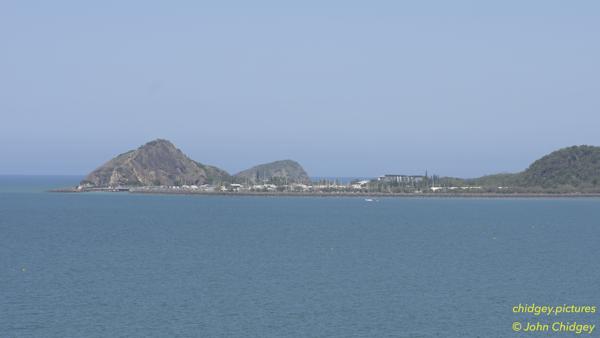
[377,175,424,184]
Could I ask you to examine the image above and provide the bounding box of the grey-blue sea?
[1,176,599,337]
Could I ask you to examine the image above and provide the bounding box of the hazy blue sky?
[1,1,599,177]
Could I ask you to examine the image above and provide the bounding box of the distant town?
[72,173,486,195]
[53,139,600,195]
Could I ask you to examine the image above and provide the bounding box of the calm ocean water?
[1,176,599,337]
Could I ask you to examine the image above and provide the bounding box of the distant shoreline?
[48,188,600,198]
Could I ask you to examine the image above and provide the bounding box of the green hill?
[234,160,310,184]
[518,145,600,190]
[464,145,600,192]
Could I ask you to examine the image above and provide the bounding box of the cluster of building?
[209,175,435,193]
[130,180,373,193]
[84,173,486,194]
[376,174,424,184]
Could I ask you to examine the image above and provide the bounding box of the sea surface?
[1,176,599,337]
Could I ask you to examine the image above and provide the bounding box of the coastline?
[48,187,600,198]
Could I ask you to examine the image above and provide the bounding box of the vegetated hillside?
[468,173,521,188]
[518,145,600,191]
[81,139,229,187]
[464,145,600,192]
[235,160,311,184]
[196,162,232,185]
